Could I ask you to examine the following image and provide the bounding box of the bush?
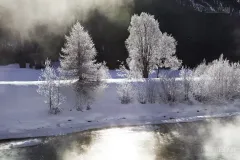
[117,55,240,105]
[134,79,157,104]
[158,72,179,103]
[134,81,147,104]
[191,61,208,102]
[146,80,158,103]
[179,67,193,102]
[117,82,134,104]
[191,55,240,103]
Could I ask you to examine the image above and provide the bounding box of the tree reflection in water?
[153,123,208,160]
[0,131,94,160]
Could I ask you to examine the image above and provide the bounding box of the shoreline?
[1,111,239,141]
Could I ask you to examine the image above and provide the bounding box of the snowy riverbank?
[0,81,240,140]
[0,65,240,140]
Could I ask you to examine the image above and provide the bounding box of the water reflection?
[62,128,156,160]
[154,123,206,160]
[1,117,240,160]
[0,132,93,160]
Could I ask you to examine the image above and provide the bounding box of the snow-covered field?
[0,64,240,140]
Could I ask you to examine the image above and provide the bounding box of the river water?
[1,117,240,160]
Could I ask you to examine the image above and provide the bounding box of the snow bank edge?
[0,112,239,141]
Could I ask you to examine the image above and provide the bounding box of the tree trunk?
[77,42,82,82]
[49,87,52,112]
[57,82,59,106]
[18,61,26,68]
[157,67,160,78]
[49,93,52,111]
[143,67,148,78]
[17,52,26,68]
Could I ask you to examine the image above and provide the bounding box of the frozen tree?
[156,33,182,78]
[60,22,109,111]
[37,59,65,114]
[125,13,162,78]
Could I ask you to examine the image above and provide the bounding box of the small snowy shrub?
[158,72,179,103]
[117,82,134,104]
[191,61,208,102]
[146,79,158,103]
[135,81,147,104]
[179,67,193,102]
[157,69,193,104]
[134,79,157,104]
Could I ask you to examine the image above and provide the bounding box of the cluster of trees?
[117,54,240,105]
[36,12,240,114]
[37,13,180,114]
[37,22,109,114]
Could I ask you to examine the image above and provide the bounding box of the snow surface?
[0,65,240,140]
[0,139,42,150]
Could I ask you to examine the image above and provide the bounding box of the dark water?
[1,117,240,160]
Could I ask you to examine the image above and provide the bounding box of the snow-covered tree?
[37,59,65,114]
[125,13,163,78]
[60,22,109,111]
[156,33,182,78]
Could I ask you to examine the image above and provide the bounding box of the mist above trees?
[0,0,239,68]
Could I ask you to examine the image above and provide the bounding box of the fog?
[0,0,133,39]
[202,117,240,160]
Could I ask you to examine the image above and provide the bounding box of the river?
[0,116,240,160]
